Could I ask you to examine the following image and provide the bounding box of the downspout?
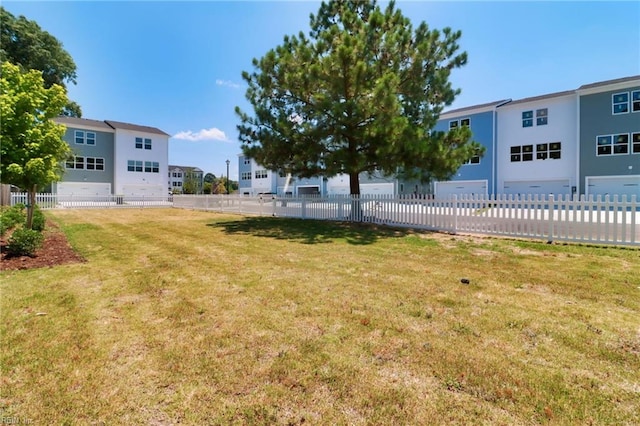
[575,92,581,197]
[494,99,512,197]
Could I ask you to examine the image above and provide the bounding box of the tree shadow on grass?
[208,216,410,245]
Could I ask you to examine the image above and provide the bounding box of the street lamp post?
[225,159,230,195]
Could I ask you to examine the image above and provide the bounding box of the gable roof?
[441,99,511,117]
[55,116,114,130]
[578,75,640,91]
[502,90,576,107]
[104,120,170,136]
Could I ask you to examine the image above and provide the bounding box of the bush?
[0,204,26,236]
[6,227,44,257]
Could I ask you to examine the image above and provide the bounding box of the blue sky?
[4,1,639,180]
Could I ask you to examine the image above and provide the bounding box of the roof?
[55,116,114,130]
[169,165,203,172]
[502,90,576,107]
[104,120,170,136]
[578,75,640,90]
[441,99,511,117]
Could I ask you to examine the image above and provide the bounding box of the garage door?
[503,179,570,197]
[360,183,394,197]
[586,176,640,199]
[435,180,487,199]
[297,185,320,195]
[57,182,111,197]
[121,184,165,197]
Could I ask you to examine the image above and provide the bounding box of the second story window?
[255,170,268,179]
[632,90,640,112]
[522,111,533,127]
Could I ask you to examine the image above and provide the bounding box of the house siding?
[62,126,115,186]
[579,84,640,195]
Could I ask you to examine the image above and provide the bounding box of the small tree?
[237,0,480,197]
[0,62,70,228]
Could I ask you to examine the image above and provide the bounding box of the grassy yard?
[1,208,639,425]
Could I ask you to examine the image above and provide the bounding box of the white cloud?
[216,79,241,89]
[173,127,229,142]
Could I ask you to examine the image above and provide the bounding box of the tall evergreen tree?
[236,0,481,196]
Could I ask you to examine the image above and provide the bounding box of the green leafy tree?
[204,172,216,184]
[236,0,480,196]
[0,62,70,228]
[182,168,199,194]
[0,7,81,117]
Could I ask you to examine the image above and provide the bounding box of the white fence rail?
[10,193,173,209]
[174,193,639,247]
[9,193,638,246]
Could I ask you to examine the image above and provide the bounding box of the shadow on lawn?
[209,216,410,245]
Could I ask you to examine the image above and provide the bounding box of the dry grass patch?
[1,208,639,425]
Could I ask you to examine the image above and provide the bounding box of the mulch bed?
[1,220,85,271]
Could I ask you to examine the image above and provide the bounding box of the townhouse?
[169,165,204,194]
[54,117,169,197]
[237,75,639,199]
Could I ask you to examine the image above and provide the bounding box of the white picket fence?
[174,193,640,246]
[10,193,173,209]
[10,192,639,246]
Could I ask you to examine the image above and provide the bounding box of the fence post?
[452,194,458,234]
[547,194,555,243]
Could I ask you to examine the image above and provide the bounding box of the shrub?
[6,228,44,257]
[0,204,26,236]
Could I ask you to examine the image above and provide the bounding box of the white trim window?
[449,118,470,129]
[522,111,533,128]
[633,132,640,154]
[632,90,640,113]
[255,169,268,179]
[464,149,481,165]
[74,130,96,145]
[144,161,160,173]
[510,145,533,162]
[241,171,252,180]
[135,137,152,150]
[536,108,548,126]
[535,142,561,160]
[597,133,629,156]
[66,156,104,170]
[612,92,629,114]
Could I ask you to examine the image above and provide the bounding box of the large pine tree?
[236,0,481,195]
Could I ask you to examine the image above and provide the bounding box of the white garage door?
[435,180,487,199]
[503,179,570,197]
[586,176,640,199]
[360,183,394,197]
[57,182,111,197]
[121,184,165,197]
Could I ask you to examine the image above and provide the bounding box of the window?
[255,170,268,179]
[549,142,561,159]
[536,108,548,126]
[144,138,152,150]
[86,132,96,145]
[144,161,159,173]
[135,137,143,149]
[241,171,252,180]
[522,111,533,127]
[74,131,96,145]
[612,92,629,114]
[536,142,561,160]
[66,156,102,170]
[128,160,135,172]
[633,133,640,154]
[510,146,521,162]
[449,118,470,129]
[597,133,629,156]
[465,149,481,165]
[633,91,640,113]
[85,158,105,171]
[244,158,251,165]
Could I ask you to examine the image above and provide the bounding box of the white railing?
[10,193,173,209]
[174,193,640,246]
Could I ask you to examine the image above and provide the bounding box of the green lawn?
[1,208,639,425]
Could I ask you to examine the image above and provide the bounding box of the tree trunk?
[26,185,38,229]
[349,172,362,221]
